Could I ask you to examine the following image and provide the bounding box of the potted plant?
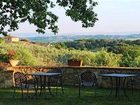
[68,55,83,66]
[7,50,19,67]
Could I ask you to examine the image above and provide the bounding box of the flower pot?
[68,59,83,66]
[9,60,19,67]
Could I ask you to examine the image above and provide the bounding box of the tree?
[120,46,140,67]
[94,49,121,67]
[0,0,98,35]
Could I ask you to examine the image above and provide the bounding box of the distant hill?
[28,34,140,43]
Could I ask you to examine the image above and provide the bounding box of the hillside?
[28,34,140,43]
[54,39,140,53]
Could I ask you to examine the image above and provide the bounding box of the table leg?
[122,77,128,97]
[115,77,118,97]
[115,77,121,97]
[109,77,113,96]
[47,77,53,96]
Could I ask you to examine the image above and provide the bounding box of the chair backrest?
[80,71,97,86]
[14,72,27,86]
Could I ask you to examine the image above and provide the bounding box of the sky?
[11,0,140,35]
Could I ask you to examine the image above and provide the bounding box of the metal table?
[98,73,136,97]
[31,72,61,97]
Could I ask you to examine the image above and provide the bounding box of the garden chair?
[13,72,35,99]
[79,70,97,97]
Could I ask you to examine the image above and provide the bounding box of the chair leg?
[21,87,24,99]
[55,80,58,95]
[130,77,135,95]
[13,85,25,99]
[55,78,64,94]
[34,76,39,96]
[60,78,64,94]
[94,86,97,97]
[27,85,30,98]
[79,85,81,97]
[78,76,81,98]
[35,81,39,96]
[131,83,134,95]
[13,86,16,98]
[61,84,64,94]
[48,78,53,96]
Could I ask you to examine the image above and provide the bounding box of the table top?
[31,72,61,76]
[98,73,136,77]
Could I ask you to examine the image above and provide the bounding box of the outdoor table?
[98,73,136,97]
[31,72,61,97]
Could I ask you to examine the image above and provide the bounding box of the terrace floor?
[0,87,140,105]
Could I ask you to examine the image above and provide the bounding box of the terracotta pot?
[9,60,19,67]
[68,59,83,66]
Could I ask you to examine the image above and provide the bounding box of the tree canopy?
[0,0,98,35]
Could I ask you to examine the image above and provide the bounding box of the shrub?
[120,46,140,67]
[15,49,38,66]
[94,49,121,67]
[0,38,4,43]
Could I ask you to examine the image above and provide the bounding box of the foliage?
[54,39,140,67]
[94,49,121,67]
[0,38,4,43]
[0,54,8,63]
[0,43,37,66]
[0,48,8,62]
[54,39,140,53]
[7,50,18,60]
[0,40,140,67]
[0,42,117,67]
[135,56,140,67]
[0,49,19,62]
[16,49,38,66]
[0,0,98,35]
[0,48,7,54]
[64,51,96,66]
[120,46,140,67]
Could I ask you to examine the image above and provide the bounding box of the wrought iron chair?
[47,69,64,95]
[13,72,35,99]
[79,70,97,97]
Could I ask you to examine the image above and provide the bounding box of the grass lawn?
[0,86,139,105]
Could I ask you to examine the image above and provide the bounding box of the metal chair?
[79,70,97,97]
[13,72,34,99]
[47,69,64,95]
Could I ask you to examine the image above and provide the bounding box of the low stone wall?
[0,71,13,88]
[1,66,140,88]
